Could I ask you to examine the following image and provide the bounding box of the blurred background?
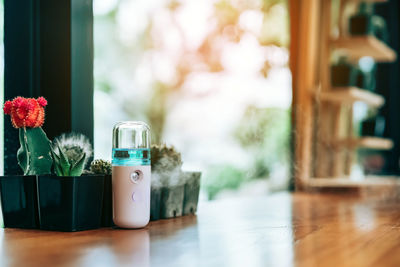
[0,0,399,229]
[93,0,292,200]
[1,0,398,203]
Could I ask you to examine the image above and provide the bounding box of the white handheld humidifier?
[112,121,151,228]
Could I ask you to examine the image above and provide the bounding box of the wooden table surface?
[1,192,400,267]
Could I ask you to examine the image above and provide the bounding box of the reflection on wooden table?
[1,192,400,267]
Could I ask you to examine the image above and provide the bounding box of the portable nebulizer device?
[112,121,151,228]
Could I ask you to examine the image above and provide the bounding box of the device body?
[112,165,151,228]
[112,121,151,228]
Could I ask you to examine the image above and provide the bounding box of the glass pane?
[93,0,291,200]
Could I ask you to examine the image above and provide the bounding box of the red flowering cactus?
[3,96,52,175]
[3,97,48,128]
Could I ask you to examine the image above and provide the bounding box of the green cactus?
[90,159,112,175]
[151,144,184,187]
[50,133,93,177]
[63,146,86,164]
[17,127,53,175]
[151,144,183,173]
[53,133,92,168]
[51,143,87,176]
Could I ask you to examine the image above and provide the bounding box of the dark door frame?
[4,0,93,174]
[375,0,400,175]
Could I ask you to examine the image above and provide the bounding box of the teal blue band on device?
[112,148,151,166]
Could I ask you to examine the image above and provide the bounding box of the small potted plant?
[182,171,201,216]
[331,57,358,88]
[361,111,386,138]
[150,172,163,221]
[151,144,185,219]
[89,159,113,227]
[349,3,389,43]
[0,97,52,229]
[38,133,105,231]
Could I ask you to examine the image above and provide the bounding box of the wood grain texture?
[290,0,321,188]
[315,0,334,178]
[2,192,400,267]
[332,104,345,177]
[344,105,355,176]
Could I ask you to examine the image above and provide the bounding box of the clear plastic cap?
[112,121,151,149]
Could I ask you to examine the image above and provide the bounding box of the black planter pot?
[361,116,386,137]
[355,70,376,92]
[349,13,373,36]
[331,61,357,87]
[101,174,113,227]
[349,13,388,43]
[182,172,201,216]
[0,175,39,229]
[38,175,104,231]
[150,187,162,221]
[160,185,184,219]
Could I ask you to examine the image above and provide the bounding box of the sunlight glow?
[94,0,291,198]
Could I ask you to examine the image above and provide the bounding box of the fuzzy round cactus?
[51,133,93,176]
[53,133,92,167]
[151,144,183,173]
[3,97,52,175]
[151,144,183,187]
[90,159,112,175]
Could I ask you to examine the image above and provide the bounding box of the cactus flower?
[3,97,47,128]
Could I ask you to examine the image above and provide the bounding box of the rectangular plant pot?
[101,174,113,227]
[160,185,184,219]
[349,13,388,43]
[331,63,357,87]
[349,15,372,36]
[0,175,39,229]
[361,116,385,137]
[182,172,201,216]
[150,187,162,221]
[38,175,104,232]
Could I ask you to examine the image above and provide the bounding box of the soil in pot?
[0,175,39,229]
[182,172,201,216]
[160,185,184,219]
[38,175,104,232]
[150,187,162,221]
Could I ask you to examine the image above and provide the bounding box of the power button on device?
[130,171,142,184]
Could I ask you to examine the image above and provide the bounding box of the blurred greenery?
[146,0,288,145]
[202,107,290,200]
[202,164,245,200]
[94,0,291,200]
[235,107,290,161]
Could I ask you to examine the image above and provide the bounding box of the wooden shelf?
[306,176,400,198]
[331,36,397,62]
[307,176,400,188]
[318,87,385,107]
[348,0,387,3]
[331,137,394,150]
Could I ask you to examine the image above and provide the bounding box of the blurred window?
[94,0,291,200]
